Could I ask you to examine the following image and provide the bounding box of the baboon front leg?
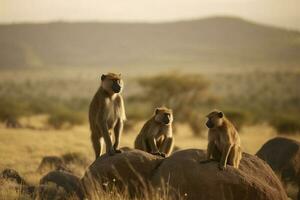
[219,144,232,170]
[91,133,102,160]
[200,141,217,163]
[100,124,114,156]
[160,137,174,157]
[147,137,161,156]
[113,119,123,153]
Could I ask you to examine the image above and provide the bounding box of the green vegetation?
[271,115,300,135]
[0,68,299,134]
[47,108,85,129]
[137,73,211,135]
[0,80,89,129]
[222,109,251,131]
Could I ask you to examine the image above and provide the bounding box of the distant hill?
[0,16,299,68]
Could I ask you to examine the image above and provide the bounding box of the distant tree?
[138,73,212,136]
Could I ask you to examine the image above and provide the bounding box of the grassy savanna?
[0,65,300,199]
[0,122,297,179]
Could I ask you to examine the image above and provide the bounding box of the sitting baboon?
[89,73,126,159]
[204,110,242,170]
[134,107,174,157]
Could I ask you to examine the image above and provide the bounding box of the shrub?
[137,73,211,136]
[185,111,206,137]
[47,108,85,129]
[0,97,29,121]
[271,115,300,135]
[222,109,251,131]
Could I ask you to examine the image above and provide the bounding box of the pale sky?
[1,0,300,30]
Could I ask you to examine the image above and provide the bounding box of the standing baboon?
[89,73,126,159]
[134,107,174,157]
[205,110,242,170]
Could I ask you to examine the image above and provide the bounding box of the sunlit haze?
[1,0,300,30]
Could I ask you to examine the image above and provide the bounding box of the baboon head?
[101,73,123,94]
[154,107,173,125]
[206,110,224,128]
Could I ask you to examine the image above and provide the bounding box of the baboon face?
[154,107,173,125]
[206,111,224,128]
[101,73,123,94]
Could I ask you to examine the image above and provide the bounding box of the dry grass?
[1,120,300,199]
[1,119,299,182]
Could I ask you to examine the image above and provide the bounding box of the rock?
[37,156,65,173]
[81,148,163,198]
[38,170,85,200]
[1,168,28,185]
[0,168,35,196]
[61,152,89,166]
[256,137,300,199]
[152,149,288,200]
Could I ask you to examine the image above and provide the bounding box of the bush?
[0,97,29,121]
[271,115,300,135]
[47,108,85,129]
[137,73,211,136]
[185,111,206,137]
[222,109,251,131]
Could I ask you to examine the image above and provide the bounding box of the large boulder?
[81,148,163,198]
[256,137,300,199]
[81,148,287,200]
[152,149,288,200]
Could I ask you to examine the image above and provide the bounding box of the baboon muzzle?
[163,117,170,125]
[112,82,121,93]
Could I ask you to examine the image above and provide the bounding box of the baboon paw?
[159,153,166,157]
[108,149,116,156]
[219,165,226,171]
[114,149,122,153]
[151,152,161,156]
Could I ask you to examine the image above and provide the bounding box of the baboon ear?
[218,112,224,118]
[101,74,106,81]
[119,73,121,77]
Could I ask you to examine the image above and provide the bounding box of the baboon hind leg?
[235,146,242,168]
[159,137,174,156]
[228,145,241,168]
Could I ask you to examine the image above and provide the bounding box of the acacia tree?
[138,73,213,135]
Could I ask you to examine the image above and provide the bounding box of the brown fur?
[89,73,126,159]
[205,110,242,170]
[134,107,174,157]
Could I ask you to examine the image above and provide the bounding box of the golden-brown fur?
[134,107,174,157]
[205,110,242,170]
[89,73,126,159]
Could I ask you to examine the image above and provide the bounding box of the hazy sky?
[1,0,300,30]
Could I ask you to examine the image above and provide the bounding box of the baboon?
[89,73,126,159]
[204,110,242,170]
[134,107,174,157]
